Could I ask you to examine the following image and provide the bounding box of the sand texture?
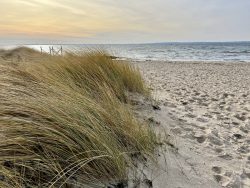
[135,61,250,188]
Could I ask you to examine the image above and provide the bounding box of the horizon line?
[1,40,250,46]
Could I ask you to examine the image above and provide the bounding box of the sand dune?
[1,47,249,187]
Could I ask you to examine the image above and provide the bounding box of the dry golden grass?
[0,48,157,187]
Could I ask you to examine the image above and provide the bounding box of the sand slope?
[136,61,250,188]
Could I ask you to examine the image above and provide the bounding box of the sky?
[0,0,250,44]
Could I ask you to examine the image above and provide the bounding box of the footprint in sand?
[212,166,222,174]
[163,102,177,108]
[225,105,231,111]
[213,174,223,183]
[215,148,223,153]
[186,113,196,118]
[196,117,209,123]
[218,153,233,160]
[192,131,207,143]
[233,133,244,140]
[195,135,206,143]
[203,113,213,118]
[237,145,250,154]
[171,127,182,135]
[247,156,250,162]
[232,121,240,126]
[208,134,223,146]
[234,114,246,121]
[213,174,231,186]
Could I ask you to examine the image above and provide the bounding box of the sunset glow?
[0,0,250,44]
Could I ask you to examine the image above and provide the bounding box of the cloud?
[17,0,87,15]
[0,0,249,43]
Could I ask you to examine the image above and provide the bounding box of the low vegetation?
[0,48,157,187]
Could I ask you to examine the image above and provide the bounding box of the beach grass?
[0,48,157,187]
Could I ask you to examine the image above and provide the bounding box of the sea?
[1,42,250,62]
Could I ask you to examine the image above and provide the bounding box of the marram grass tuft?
[0,48,157,187]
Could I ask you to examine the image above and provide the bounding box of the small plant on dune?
[0,48,157,187]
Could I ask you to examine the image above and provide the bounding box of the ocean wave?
[223,50,250,54]
[4,43,250,62]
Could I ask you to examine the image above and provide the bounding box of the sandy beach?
[1,47,250,187]
[1,0,250,187]
[134,61,250,188]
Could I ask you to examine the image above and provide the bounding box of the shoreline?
[132,59,250,64]
[1,43,250,63]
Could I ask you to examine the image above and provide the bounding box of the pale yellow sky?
[0,0,134,36]
[0,0,250,44]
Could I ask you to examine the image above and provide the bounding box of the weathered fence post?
[40,46,63,56]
